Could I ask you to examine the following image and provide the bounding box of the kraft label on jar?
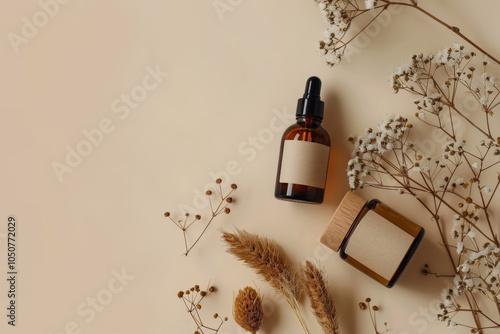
[279,140,330,189]
[345,210,414,281]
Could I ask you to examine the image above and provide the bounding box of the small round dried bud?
[466,197,473,204]
[195,215,201,220]
[226,197,233,203]
[164,212,170,217]
[196,304,201,309]
[407,123,413,128]
[190,287,195,291]
[177,291,184,298]
[195,331,200,334]
[359,302,367,310]
[205,190,212,196]
[230,184,237,190]
[213,313,218,319]
[209,286,215,292]
[224,317,228,321]
[365,298,371,303]
[185,213,190,217]
[224,208,230,214]
[185,290,190,295]
[372,305,379,311]
[458,203,464,208]
[216,178,222,184]
[194,285,200,290]
[200,291,207,297]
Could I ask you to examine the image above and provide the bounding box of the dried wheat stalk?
[304,261,340,334]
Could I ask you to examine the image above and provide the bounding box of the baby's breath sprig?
[176,283,228,334]
[348,45,500,331]
[359,298,390,334]
[313,0,500,67]
[165,179,237,256]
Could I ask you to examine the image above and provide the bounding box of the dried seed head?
[226,197,233,203]
[372,305,379,311]
[209,286,215,293]
[164,212,170,217]
[185,213,190,217]
[231,184,237,190]
[196,304,202,310]
[359,302,367,310]
[233,287,263,333]
[213,313,219,319]
[365,298,371,303]
[177,291,184,298]
[195,215,201,220]
[216,178,222,184]
[224,208,231,214]
[200,291,207,297]
[206,190,212,196]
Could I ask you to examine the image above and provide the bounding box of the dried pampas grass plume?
[304,261,340,334]
[233,286,263,334]
[221,228,310,334]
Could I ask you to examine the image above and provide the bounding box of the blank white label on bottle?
[279,140,330,189]
[344,210,414,281]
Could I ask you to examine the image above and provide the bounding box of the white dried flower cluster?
[364,0,377,9]
[442,140,465,156]
[435,43,475,66]
[314,0,356,66]
[347,115,414,190]
[480,139,500,160]
[391,45,500,130]
[438,212,500,324]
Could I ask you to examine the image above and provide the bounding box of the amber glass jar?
[321,192,424,287]
[274,77,331,204]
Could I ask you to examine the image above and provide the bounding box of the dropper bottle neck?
[295,76,324,128]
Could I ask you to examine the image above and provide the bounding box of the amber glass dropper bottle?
[274,76,331,204]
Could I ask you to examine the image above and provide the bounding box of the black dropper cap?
[296,76,324,120]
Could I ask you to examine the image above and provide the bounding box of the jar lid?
[320,192,367,252]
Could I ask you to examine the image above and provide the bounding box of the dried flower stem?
[314,0,500,67]
[380,1,500,66]
[176,282,228,334]
[359,298,390,334]
[348,46,500,331]
[221,229,310,334]
[165,179,237,256]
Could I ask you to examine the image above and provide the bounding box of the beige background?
[1,0,500,333]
